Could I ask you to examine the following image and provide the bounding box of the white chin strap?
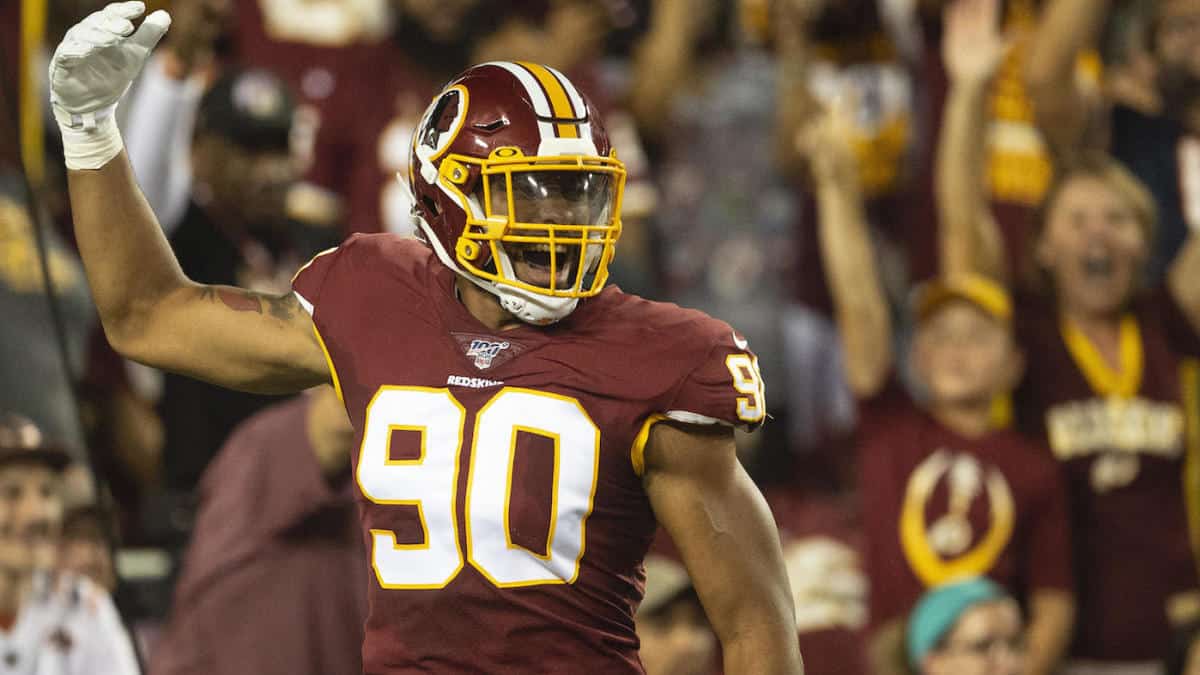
[417,218,579,326]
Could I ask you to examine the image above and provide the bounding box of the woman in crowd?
[939,0,1200,670]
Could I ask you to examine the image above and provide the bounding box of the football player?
[49,3,803,674]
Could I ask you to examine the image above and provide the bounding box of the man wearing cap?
[907,578,1024,675]
[802,107,1074,675]
[0,413,139,675]
[156,66,338,495]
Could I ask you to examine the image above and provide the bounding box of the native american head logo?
[421,89,462,152]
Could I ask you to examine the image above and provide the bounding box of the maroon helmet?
[408,62,626,325]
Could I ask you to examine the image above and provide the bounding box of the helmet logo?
[421,90,460,150]
[417,86,468,162]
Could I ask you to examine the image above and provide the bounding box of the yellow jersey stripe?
[312,324,345,405]
[629,414,667,476]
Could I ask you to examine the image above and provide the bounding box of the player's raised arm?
[52,2,328,394]
[642,423,803,675]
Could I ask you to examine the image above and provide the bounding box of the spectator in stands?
[123,0,451,236]
[152,68,337,494]
[1027,0,1200,280]
[907,578,1025,675]
[148,386,364,675]
[766,486,869,675]
[635,555,715,675]
[940,0,1200,668]
[58,505,119,594]
[801,24,1074,672]
[0,171,94,462]
[0,412,139,675]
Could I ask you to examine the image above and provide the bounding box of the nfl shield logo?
[465,339,511,370]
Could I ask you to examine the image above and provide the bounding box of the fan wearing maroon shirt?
[50,6,803,673]
[940,0,1200,669]
[149,386,365,675]
[797,43,1075,675]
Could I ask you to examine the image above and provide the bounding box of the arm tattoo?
[198,286,300,322]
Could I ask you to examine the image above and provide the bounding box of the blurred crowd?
[3,0,1200,673]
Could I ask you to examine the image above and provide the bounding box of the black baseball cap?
[196,68,295,152]
[0,413,71,472]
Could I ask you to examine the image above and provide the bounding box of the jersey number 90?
[356,387,599,590]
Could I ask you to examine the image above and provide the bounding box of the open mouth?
[1081,254,1115,279]
[509,243,579,289]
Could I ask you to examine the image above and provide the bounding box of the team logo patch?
[453,333,526,370]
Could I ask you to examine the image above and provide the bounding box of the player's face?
[1037,176,1147,319]
[636,595,716,675]
[488,171,617,290]
[914,301,1018,408]
[0,463,63,575]
[921,600,1024,675]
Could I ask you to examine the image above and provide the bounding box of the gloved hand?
[50,1,171,170]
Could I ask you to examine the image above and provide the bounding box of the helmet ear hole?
[421,195,441,218]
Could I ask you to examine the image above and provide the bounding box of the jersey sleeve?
[291,236,358,318]
[664,328,767,430]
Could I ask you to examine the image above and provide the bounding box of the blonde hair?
[1024,151,1157,292]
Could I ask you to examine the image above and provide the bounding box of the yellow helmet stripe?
[517,61,580,139]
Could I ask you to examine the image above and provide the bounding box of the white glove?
[49,1,171,170]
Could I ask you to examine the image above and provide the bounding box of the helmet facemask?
[432,147,625,322]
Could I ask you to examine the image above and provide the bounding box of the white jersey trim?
[664,410,732,427]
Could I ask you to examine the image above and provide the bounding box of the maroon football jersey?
[859,382,1073,628]
[292,234,765,674]
[1014,289,1200,661]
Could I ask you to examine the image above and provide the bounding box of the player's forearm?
[815,175,893,397]
[721,625,804,675]
[936,75,1006,281]
[68,151,190,354]
[1024,590,1075,675]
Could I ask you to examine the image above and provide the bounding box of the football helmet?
[408,62,626,325]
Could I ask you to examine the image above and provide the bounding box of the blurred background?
[5,0,1200,674]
